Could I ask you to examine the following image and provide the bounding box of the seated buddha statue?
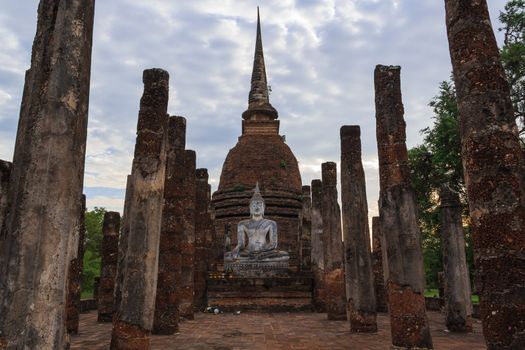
[224,183,289,262]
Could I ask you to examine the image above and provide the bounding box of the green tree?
[82,207,106,296]
[408,81,469,288]
[499,0,525,142]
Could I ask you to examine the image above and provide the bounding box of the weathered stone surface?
[310,179,326,312]
[153,116,185,335]
[440,186,473,332]
[340,126,377,332]
[375,65,433,349]
[321,162,346,321]
[177,150,196,319]
[299,185,312,271]
[0,1,94,348]
[0,160,11,236]
[111,68,169,349]
[371,216,388,313]
[98,211,121,322]
[114,174,132,319]
[194,168,213,311]
[66,194,86,334]
[445,1,525,348]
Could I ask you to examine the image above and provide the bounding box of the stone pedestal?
[207,275,313,312]
[224,261,290,278]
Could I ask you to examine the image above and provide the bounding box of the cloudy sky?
[0,0,506,216]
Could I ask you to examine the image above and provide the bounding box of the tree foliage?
[500,0,525,142]
[408,81,470,288]
[82,207,106,295]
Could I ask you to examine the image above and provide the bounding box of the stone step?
[207,275,314,312]
[208,290,311,298]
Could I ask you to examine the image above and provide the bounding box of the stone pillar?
[375,65,433,349]
[445,1,525,347]
[66,194,86,334]
[178,150,196,319]
[321,162,346,321]
[153,116,195,335]
[98,211,121,322]
[0,160,11,235]
[110,68,169,350]
[340,126,377,332]
[310,179,326,312]
[371,216,388,313]
[194,168,211,311]
[440,186,473,332]
[0,1,94,348]
[299,185,312,271]
[114,174,133,319]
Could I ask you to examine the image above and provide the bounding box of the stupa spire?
[242,7,278,120]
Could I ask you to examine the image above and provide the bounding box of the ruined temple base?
[207,273,313,312]
[71,310,486,350]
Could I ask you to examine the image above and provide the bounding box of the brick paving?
[70,311,486,349]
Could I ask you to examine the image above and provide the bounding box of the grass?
[424,289,479,304]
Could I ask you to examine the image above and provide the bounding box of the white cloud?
[0,0,508,216]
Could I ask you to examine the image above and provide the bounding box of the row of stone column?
[97,70,215,348]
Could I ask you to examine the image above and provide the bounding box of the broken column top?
[311,179,322,203]
[196,168,209,180]
[168,116,186,151]
[302,185,311,197]
[375,64,410,190]
[321,162,337,186]
[103,212,120,236]
[340,125,361,151]
[440,185,461,208]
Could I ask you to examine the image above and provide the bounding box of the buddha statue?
[224,183,289,263]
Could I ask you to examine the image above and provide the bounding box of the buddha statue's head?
[249,182,265,219]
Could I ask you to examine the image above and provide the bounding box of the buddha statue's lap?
[224,183,289,264]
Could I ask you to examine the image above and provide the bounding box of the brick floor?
[70,311,486,349]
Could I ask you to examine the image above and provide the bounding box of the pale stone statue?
[224,183,289,262]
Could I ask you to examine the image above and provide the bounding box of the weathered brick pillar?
[340,126,377,332]
[311,179,326,312]
[375,65,433,349]
[299,185,312,271]
[153,116,183,335]
[194,168,211,311]
[114,174,132,318]
[445,1,525,347]
[0,160,11,235]
[321,162,346,321]
[440,186,472,332]
[0,1,94,348]
[371,216,388,313]
[66,194,86,334]
[98,211,121,322]
[110,68,169,349]
[178,150,196,319]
